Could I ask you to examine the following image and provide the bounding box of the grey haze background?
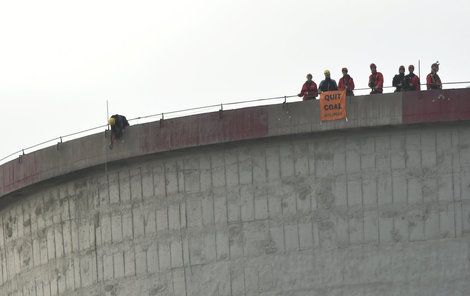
[1,0,469,161]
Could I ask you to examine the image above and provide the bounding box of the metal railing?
[1,81,469,166]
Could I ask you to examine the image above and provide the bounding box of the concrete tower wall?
[0,90,469,295]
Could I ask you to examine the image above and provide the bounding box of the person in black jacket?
[319,70,338,93]
[108,114,130,147]
[392,65,406,92]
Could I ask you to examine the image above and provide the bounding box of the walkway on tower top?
[1,88,470,199]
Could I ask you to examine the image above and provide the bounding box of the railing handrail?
[1,81,469,165]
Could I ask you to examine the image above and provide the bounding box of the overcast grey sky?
[1,0,470,161]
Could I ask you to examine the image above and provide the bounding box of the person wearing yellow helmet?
[108,114,129,148]
[108,117,116,126]
[318,70,338,93]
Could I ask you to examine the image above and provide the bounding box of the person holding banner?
[338,67,355,96]
[298,73,318,100]
[368,63,384,94]
[319,70,338,93]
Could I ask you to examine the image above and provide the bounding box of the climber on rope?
[108,114,129,148]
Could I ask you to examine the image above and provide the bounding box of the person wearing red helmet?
[298,73,318,100]
[338,67,355,96]
[426,62,442,90]
[368,63,384,94]
[405,65,421,91]
[392,65,406,92]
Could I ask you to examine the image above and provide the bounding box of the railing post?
[18,150,24,163]
[57,137,63,150]
[282,96,288,110]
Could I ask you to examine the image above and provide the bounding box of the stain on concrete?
[315,151,334,161]
[315,178,335,209]
[104,284,117,296]
[23,256,31,267]
[297,185,311,201]
[391,230,402,242]
[229,224,244,244]
[34,206,42,216]
[43,196,55,213]
[5,222,12,237]
[23,217,31,227]
[406,168,437,181]
[380,209,399,219]
[149,284,167,295]
[313,211,334,230]
[263,236,278,255]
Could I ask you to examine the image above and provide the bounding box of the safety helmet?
[324,70,330,75]
[108,117,116,126]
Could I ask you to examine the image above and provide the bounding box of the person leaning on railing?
[426,62,442,90]
[298,73,318,100]
[108,114,130,148]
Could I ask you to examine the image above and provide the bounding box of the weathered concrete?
[0,90,470,295]
[1,91,405,198]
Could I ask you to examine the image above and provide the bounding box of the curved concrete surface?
[0,89,469,295]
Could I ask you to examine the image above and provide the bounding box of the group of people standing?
[298,62,443,100]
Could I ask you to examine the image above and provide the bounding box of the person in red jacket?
[405,65,421,91]
[338,67,355,96]
[298,73,318,100]
[368,63,384,94]
[426,62,442,90]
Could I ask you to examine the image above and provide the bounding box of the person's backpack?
[120,115,130,128]
[112,114,130,128]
